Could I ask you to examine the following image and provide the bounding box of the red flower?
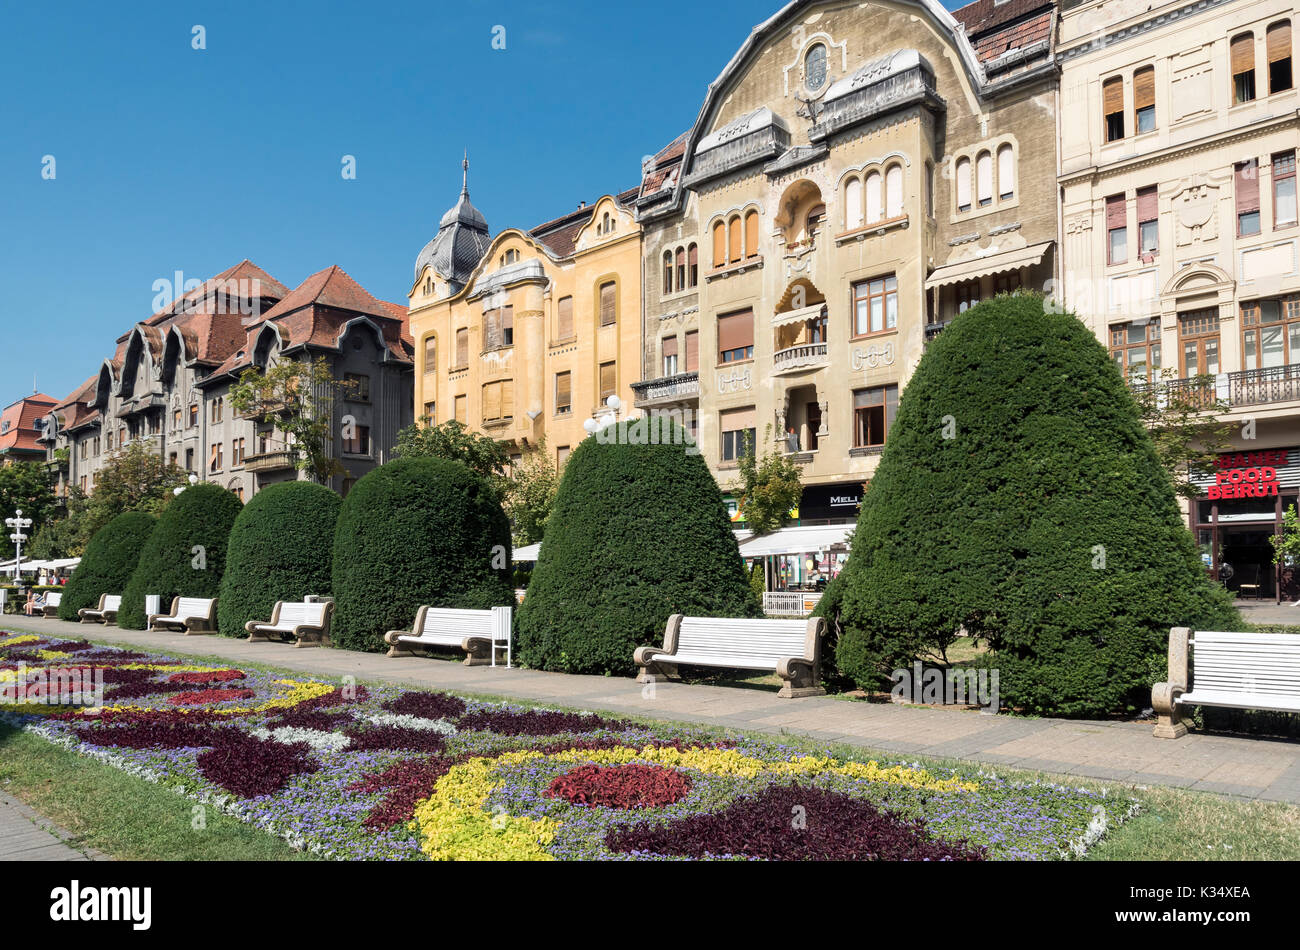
[167,670,245,685]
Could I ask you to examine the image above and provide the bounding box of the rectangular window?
[454,394,467,424]
[719,407,756,462]
[556,445,570,468]
[423,401,436,422]
[956,279,981,315]
[555,372,572,415]
[1108,321,1162,383]
[557,296,574,341]
[851,275,898,337]
[853,385,899,448]
[684,330,699,373]
[173,408,182,429]
[1236,160,1261,236]
[185,448,194,472]
[1274,150,1297,228]
[423,337,437,375]
[455,328,469,369]
[662,336,679,376]
[1137,186,1159,260]
[1232,33,1256,103]
[717,309,755,363]
[484,307,513,350]
[1106,193,1127,265]
[1134,66,1156,133]
[1103,75,1125,141]
[344,373,370,402]
[211,397,223,423]
[1178,309,1221,377]
[209,443,223,473]
[599,282,616,326]
[1242,296,1300,369]
[482,381,514,422]
[342,425,371,455]
[1269,21,1293,93]
[233,438,245,466]
[189,404,197,428]
[599,362,616,401]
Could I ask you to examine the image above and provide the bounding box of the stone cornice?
[1057,0,1237,62]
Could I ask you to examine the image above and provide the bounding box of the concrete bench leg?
[1151,683,1187,738]
[461,638,492,667]
[777,659,826,699]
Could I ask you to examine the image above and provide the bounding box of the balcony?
[1132,365,1300,412]
[631,372,700,408]
[243,451,296,475]
[772,342,829,374]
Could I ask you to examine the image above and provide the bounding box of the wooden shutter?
[1232,33,1254,74]
[557,297,573,340]
[501,379,514,419]
[976,152,993,204]
[662,336,678,360]
[712,222,726,267]
[456,328,468,367]
[717,310,754,358]
[662,252,673,292]
[423,336,436,374]
[1103,75,1124,114]
[744,210,759,257]
[503,305,513,341]
[728,218,742,262]
[1106,193,1127,228]
[1137,185,1158,223]
[483,382,501,421]
[454,395,467,424]
[997,144,1015,199]
[556,372,571,408]
[845,177,863,230]
[1236,160,1260,213]
[955,159,970,210]
[684,330,699,372]
[599,282,616,325]
[687,244,698,285]
[720,407,756,432]
[483,309,499,350]
[1134,66,1155,111]
[599,362,616,398]
[1269,21,1292,64]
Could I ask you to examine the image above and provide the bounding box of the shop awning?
[924,241,1053,290]
[513,542,542,562]
[772,302,825,329]
[738,524,853,558]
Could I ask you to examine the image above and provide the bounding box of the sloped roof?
[0,394,58,456]
[528,187,639,258]
[414,158,492,284]
[141,259,290,330]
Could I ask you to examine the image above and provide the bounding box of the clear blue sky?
[0,0,969,403]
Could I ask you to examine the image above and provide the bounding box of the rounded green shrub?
[216,482,341,637]
[517,419,761,676]
[330,457,514,653]
[826,293,1238,716]
[57,511,157,621]
[117,483,244,629]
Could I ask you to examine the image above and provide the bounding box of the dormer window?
[501,249,520,266]
[805,44,828,93]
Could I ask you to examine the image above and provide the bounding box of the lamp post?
[5,509,32,582]
[173,473,200,497]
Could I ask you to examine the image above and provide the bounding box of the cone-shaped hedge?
[57,511,156,621]
[826,294,1238,716]
[117,483,244,629]
[216,482,341,637]
[330,457,514,653]
[517,419,761,676]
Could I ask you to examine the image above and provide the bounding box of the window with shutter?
[684,330,699,372]
[557,296,574,341]
[1137,186,1159,259]
[662,252,673,294]
[454,394,467,424]
[502,379,514,420]
[1103,76,1125,141]
[599,362,616,400]
[955,158,971,212]
[1275,151,1297,227]
[976,152,993,207]
[1269,21,1293,94]
[1232,33,1256,102]
[845,177,863,230]
[676,247,686,289]
[719,407,757,462]
[866,170,882,223]
[483,309,500,350]
[502,305,514,345]
[423,336,436,375]
[662,336,679,376]
[1106,193,1128,265]
[599,282,616,326]
[455,328,468,368]
[744,210,759,258]
[717,310,755,363]
[728,217,742,262]
[687,244,698,287]
[712,221,726,268]
[483,382,502,421]
[1236,160,1261,236]
[885,165,903,218]
[556,372,572,414]
[997,144,1015,201]
[1134,66,1155,133]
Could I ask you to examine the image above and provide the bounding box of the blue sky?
[0,0,969,403]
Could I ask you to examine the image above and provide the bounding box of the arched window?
[687,244,698,287]
[675,247,686,289]
[866,170,882,223]
[845,176,863,230]
[956,157,971,212]
[997,144,1015,201]
[1268,21,1293,94]
[423,336,437,376]
[729,215,743,263]
[805,44,828,93]
[744,209,760,257]
[885,165,903,218]
[976,152,993,207]
[663,251,673,294]
[712,220,726,268]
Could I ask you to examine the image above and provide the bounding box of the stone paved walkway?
[5,614,1300,805]
[0,791,103,861]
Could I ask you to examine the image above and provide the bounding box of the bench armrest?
[634,645,669,666]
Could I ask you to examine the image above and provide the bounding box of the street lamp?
[173,473,199,497]
[5,508,33,582]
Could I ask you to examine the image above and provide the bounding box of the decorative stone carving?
[716,366,753,394]
[851,341,896,370]
[1174,181,1219,246]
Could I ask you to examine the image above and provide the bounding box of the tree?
[517,419,761,676]
[0,461,57,534]
[730,426,804,535]
[1131,367,1235,500]
[503,438,559,545]
[825,293,1238,717]
[392,419,509,492]
[217,482,341,637]
[229,357,355,483]
[330,457,514,653]
[87,442,188,520]
[28,489,93,560]
[117,483,244,629]
[57,511,156,621]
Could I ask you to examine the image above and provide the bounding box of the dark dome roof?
[415,156,491,284]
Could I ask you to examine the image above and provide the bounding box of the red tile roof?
[0,394,58,457]
[529,188,640,258]
[951,0,1053,37]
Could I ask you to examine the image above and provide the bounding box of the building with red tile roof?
[0,394,58,464]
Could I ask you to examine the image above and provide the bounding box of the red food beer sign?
[1208,450,1289,500]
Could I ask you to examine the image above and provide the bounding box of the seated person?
[24,590,47,616]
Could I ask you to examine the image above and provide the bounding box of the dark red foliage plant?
[168,670,245,685]
[344,726,448,753]
[456,708,635,737]
[546,763,691,810]
[605,784,986,861]
[195,733,319,798]
[74,722,231,749]
[381,690,467,721]
[168,688,256,706]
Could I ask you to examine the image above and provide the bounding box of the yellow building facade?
[408,163,643,467]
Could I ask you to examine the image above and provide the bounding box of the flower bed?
[0,632,1138,860]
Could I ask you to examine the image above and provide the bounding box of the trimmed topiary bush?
[57,511,157,621]
[517,419,760,676]
[117,483,244,630]
[330,457,514,653]
[825,293,1238,716]
[216,482,341,638]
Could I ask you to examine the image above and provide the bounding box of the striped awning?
[924,241,1053,290]
[772,302,826,328]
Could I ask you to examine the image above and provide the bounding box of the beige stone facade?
[633,0,1059,523]
[1058,0,1299,597]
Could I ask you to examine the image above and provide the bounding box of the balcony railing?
[763,590,823,617]
[631,372,700,407]
[243,450,296,475]
[772,342,829,372]
[1132,365,1300,411]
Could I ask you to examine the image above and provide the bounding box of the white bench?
[41,592,63,617]
[148,596,218,635]
[1153,627,1300,737]
[634,614,825,698]
[79,594,122,625]
[384,605,512,667]
[246,601,333,649]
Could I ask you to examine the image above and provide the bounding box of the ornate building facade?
[1058,0,1298,596]
[408,161,643,469]
[633,0,1059,523]
[40,260,414,503]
